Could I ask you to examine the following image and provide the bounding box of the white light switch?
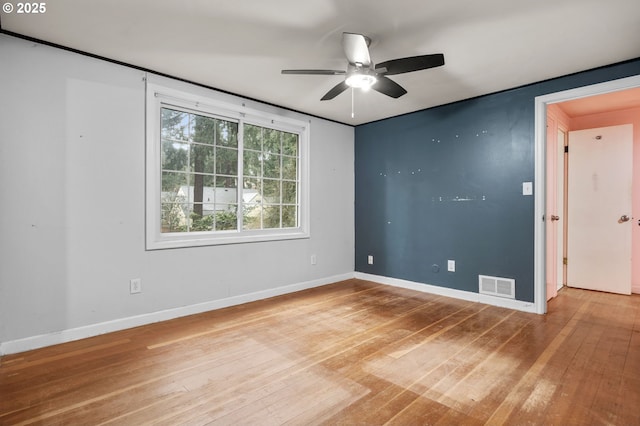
[522,182,533,196]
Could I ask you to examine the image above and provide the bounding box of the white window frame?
[146,81,310,250]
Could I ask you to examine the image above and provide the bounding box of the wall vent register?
[478,275,516,299]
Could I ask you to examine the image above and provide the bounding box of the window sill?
[146,228,310,250]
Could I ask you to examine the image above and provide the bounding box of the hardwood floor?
[1,279,639,425]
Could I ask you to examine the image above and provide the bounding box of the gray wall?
[0,35,354,347]
[355,58,640,302]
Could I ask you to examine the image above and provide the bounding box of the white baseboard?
[0,272,355,356]
[355,272,538,314]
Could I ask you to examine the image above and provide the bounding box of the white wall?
[0,35,355,354]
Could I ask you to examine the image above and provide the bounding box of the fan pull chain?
[351,87,355,118]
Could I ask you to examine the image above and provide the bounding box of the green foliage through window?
[160,108,299,234]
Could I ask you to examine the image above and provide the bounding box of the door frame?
[533,74,640,314]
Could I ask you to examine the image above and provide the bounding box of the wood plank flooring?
[1,279,639,425]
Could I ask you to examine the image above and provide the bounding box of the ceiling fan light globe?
[345,74,377,90]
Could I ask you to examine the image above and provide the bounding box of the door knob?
[620,215,630,223]
[550,215,560,222]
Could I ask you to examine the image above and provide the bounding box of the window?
[146,81,309,249]
[160,108,240,233]
[242,124,300,230]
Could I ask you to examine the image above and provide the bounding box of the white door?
[545,123,568,300]
[567,124,633,294]
[556,128,566,291]
[546,119,561,300]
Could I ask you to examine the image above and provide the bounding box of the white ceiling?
[2,0,640,125]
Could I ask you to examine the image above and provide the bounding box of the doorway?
[534,75,640,314]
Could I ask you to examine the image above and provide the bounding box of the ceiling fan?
[282,32,445,101]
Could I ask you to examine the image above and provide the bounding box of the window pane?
[243,178,261,207]
[282,205,298,228]
[244,124,262,150]
[162,140,189,172]
[216,147,238,175]
[184,177,212,231]
[263,129,281,154]
[192,115,216,145]
[262,179,280,203]
[161,109,189,141]
[282,181,297,204]
[161,203,187,233]
[282,133,298,156]
[190,145,215,174]
[162,171,189,194]
[263,154,281,179]
[218,121,238,147]
[190,203,215,231]
[161,173,189,234]
[282,156,297,181]
[243,204,262,230]
[217,176,238,190]
[243,150,261,176]
[215,179,238,206]
[263,205,281,229]
[243,177,261,190]
[201,203,217,217]
[215,204,238,230]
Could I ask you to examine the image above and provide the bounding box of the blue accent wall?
[355,59,640,302]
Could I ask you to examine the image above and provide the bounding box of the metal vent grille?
[479,275,515,299]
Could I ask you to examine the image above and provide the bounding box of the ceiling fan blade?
[372,76,407,98]
[342,32,371,66]
[321,81,349,101]
[375,54,444,75]
[281,69,346,75]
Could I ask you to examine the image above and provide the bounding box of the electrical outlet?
[130,278,141,294]
[310,254,317,265]
[368,255,374,265]
[447,260,456,272]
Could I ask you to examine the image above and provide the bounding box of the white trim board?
[0,272,354,356]
[533,74,640,315]
[355,272,537,313]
